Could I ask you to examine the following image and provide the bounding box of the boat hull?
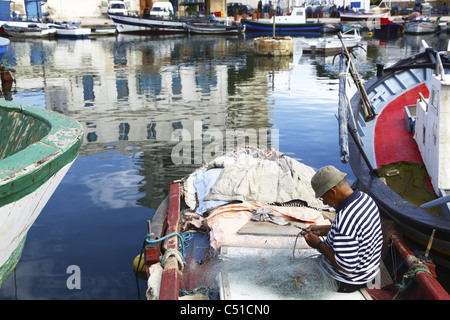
[301,35,361,53]
[346,51,450,264]
[0,100,83,285]
[403,21,439,34]
[241,18,324,33]
[107,13,186,33]
[54,27,91,38]
[0,161,74,285]
[340,11,390,21]
[3,25,56,38]
[186,22,244,34]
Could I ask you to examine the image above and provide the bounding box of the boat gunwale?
[0,101,83,205]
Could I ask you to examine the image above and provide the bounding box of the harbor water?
[1,30,450,299]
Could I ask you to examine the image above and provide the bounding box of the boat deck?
[374,83,428,167]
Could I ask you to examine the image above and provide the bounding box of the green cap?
[311,165,347,198]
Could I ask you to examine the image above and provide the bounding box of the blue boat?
[241,7,324,33]
[0,37,9,61]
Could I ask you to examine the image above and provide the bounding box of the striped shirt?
[320,189,383,285]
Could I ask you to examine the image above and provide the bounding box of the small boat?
[403,17,441,34]
[48,21,91,38]
[0,100,83,285]
[339,9,390,21]
[89,26,117,36]
[300,28,361,53]
[136,146,450,300]
[241,7,324,34]
[338,40,450,267]
[107,12,186,34]
[3,23,56,38]
[186,21,245,34]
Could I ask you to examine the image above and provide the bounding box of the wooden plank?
[159,182,181,300]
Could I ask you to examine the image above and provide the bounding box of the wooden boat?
[107,12,186,34]
[48,21,91,38]
[241,7,324,33]
[186,21,245,34]
[340,10,390,22]
[3,24,56,38]
[300,28,361,53]
[136,147,450,300]
[0,100,83,285]
[338,39,450,267]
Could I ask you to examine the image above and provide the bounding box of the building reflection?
[6,34,293,207]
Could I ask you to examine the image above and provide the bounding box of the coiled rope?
[144,232,194,264]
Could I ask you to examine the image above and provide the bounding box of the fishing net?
[216,248,338,300]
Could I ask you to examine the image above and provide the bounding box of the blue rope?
[145,232,193,259]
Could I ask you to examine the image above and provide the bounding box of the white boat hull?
[108,13,186,33]
[186,23,244,34]
[340,11,389,21]
[301,31,362,53]
[403,21,439,34]
[0,161,74,285]
[55,27,91,38]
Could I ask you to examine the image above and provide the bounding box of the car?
[107,1,128,14]
[150,2,174,18]
[227,2,254,16]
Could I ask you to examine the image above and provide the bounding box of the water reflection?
[5,35,295,208]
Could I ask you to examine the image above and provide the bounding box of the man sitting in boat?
[303,165,383,293]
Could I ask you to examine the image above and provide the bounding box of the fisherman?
[302,165,383,293]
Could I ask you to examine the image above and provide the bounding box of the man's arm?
[303,233,351,274]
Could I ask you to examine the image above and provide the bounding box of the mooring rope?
[392,264,432,300]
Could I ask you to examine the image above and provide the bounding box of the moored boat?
[340,9,390,22]
[48,21,91,38]
[403,17,441,34]
[0,100,83,285]
[136,147,450,300]
[338,41,450,267]
[186,21,245,34]
[107,12,186,34]
[241,7,324,34]
[300,28,361,53]
[3,23,56,38]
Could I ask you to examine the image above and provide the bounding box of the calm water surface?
[1,30,450,299]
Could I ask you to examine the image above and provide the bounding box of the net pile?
[217,249,338,300]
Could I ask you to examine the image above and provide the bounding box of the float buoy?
[133,254,147,280]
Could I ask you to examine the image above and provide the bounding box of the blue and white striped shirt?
[320,189,383,285]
